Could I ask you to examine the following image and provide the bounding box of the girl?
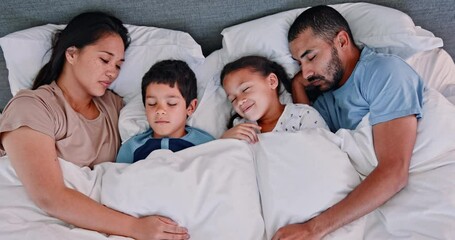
[220,56,328,143]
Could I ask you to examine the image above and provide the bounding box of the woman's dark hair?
[220,55,291,94]
[141,60,197,107]
[32,11,130,90]
[288,5,355,45]
[220,55,291,129]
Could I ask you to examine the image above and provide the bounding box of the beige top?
[0,82,123,167]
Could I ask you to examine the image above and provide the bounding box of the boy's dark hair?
[141,60,197,106]
[288,5,355,45]
[220,55,291,94]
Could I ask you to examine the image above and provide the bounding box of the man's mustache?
[307,75,326,82]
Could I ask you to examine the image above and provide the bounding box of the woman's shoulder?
[6,84,62,110]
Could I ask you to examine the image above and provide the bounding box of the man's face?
[289,28,344,92]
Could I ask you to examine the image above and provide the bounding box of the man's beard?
[307,46,344,92]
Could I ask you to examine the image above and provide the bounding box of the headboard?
[1,0,454,111]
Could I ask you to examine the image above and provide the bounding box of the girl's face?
[223,68,279,121]
[144,83,197,138]
[65,33,125,98]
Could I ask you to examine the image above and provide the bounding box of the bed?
[0,1,455,239]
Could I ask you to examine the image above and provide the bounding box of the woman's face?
[66,33,125,97]
[222,68,279,122]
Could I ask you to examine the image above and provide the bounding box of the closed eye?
[308,54,316,61]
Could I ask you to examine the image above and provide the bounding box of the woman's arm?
[2,127,189,240]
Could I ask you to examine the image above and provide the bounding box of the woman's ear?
[268,73,279,90]
[186,98,198,117]
[65,46,78,64]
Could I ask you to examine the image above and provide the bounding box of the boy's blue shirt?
[116,125,214,163]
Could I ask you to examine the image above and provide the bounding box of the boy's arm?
[116,141,134,163]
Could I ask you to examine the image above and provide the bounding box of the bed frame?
[0,0,454,112]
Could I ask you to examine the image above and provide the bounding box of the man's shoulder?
[360,47,409,69]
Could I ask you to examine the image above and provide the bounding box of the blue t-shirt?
[313,47,424,132]
[116,126,214,163]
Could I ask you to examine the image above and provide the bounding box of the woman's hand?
[221,123,261,143]
[132,215,189,240]
[2,127,189,239]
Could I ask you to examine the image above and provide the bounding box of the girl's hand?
[132,215,189,240]
[221,123,262,143]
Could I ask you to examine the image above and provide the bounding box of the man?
[273,5,424,239]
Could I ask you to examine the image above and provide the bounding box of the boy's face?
[144,83,197,138]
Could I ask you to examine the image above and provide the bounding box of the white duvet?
[1,89,455,239]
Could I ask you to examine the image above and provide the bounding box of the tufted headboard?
[0,0,454,111]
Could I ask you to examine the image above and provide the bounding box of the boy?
[116,60,214,163]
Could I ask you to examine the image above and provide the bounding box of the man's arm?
[272,115,417,239]
[291,72,323,105]
[292,72,310,104]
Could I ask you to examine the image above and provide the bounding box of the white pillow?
[0,23,205,103]
[405,48,455,100]
[220,2,443,77]
[253,129,364,239]
[100,139,266,240]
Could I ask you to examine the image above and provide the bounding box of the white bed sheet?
[1,47,455,240]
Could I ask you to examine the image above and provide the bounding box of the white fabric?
[335,89,455,239]
[101,139,265,240]
[336,89,455,176]
[253,130,364,239]
[0,156,129,240]
[221,2,443,76]
[0,140,267,240]
[118,94,149,143]
[405,48,455,103]
[2,97,455,239]
[0,24,205,103]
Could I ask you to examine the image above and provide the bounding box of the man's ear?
[336,30,350,48]
[268,73,279,90]
[65,46,78,64]
[186,98,198,117]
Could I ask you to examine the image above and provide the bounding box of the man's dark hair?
[288,5,355,44]
[141,60,197,106]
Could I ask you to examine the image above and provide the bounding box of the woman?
[0,12,189,240]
